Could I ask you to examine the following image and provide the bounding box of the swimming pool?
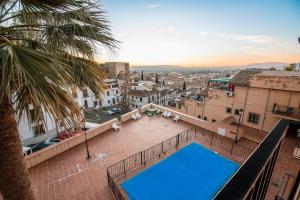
[121,143,239,200]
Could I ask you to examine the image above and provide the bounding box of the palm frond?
[0,37,82,126]
[63,55,107,97]
[0,0,119,129]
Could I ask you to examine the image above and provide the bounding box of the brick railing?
[25,118,118,168]
[120,109,139,123]
[141,103,243,141]
[24,103,243,168]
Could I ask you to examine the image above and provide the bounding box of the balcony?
[272,103,300,120]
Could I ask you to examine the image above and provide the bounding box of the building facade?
[173,70,300,133]
[72,79,120,108]
[100,62,130,78]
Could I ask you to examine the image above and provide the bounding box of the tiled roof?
[229,69,263,86]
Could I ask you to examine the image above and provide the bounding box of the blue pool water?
[121,143,239,200]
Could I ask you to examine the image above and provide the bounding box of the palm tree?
[0,1,118,199]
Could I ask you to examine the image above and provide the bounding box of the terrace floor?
[24,115,255,200]
[29,116,193,200]
[2,115,297,200]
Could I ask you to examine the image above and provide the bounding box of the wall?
[120,109,139,122]
[25,118,118,168]
[19,110,58,146]
[143,103,243,140]
[250,73,300,91]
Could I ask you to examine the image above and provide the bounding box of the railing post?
[194,127,196,139]
[140,151,143,165]
[230,142,234,154]
[176,134,179,147]
[210,133,213,146]
[143,150,146,165]
[123,160,126,175]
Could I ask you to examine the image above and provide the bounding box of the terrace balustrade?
[272,103,300,120]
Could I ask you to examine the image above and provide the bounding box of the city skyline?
[99,0,300,67]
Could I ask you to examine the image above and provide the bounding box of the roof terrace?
[0,104,298,200]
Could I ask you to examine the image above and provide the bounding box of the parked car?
[44,137,61,145]
[29,137,61,152]
[107,108,121,115]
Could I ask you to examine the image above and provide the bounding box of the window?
[116,90,119,95]
[152,96,154,101]
[140,97,142,102]
[108,100,110,104]
[234,109,240,115]
[135,105,138,108]
[83,89,88,97]
[33,124,45,136]
[248,113,259,124]
[198,115,201,119]
[212,119,216,123]
[132,104,135,107]
[204,116,207,121]
[107,91,110,96]
[94,101,98,107]
[226,107,232,113]
[30,109,35,122]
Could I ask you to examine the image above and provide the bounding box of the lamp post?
[235,108,244,143]
[82,119,91,159]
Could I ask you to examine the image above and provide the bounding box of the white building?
[19,79,120,146]
[72,79,121,108]
[128,81,177,108]
[18,108,60,146]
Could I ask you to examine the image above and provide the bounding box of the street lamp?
[235,108,244,143]
[82,119,91,159]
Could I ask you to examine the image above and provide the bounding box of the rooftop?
[24,114,255,200]
[229,69,263,86]
[1,105,298,200]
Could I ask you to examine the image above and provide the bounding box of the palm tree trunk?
[0,96,35,200]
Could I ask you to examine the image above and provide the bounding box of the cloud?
[191,30,208,35]
[214,32,279,44]
[168,27,175,32]
[116,32,129,37]
[146,4,160,8]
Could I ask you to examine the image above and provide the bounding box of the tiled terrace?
[1,113,298,200]
[29,116,193,200]
[25,115,256,200]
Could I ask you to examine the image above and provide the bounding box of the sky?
[98,0,300,67]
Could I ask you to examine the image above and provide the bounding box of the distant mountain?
[131,62,290,72]
[243,62,288,69]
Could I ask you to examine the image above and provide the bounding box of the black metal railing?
[107,127,253,200]
[214,119,289,200]
[272,103,300,119]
